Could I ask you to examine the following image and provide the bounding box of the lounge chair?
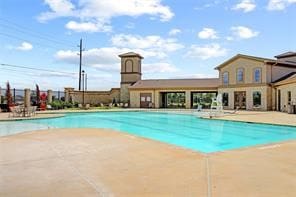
[9,107,19,117]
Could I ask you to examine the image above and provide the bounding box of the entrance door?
[234,91,246,109]
[140,93,152,108]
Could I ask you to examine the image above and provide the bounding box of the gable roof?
[272,72,296,83]
[118,52,144,59]
[215,54,274,70]
[129,78,219,90]
[275,51,296,59]
[274,72,296,86]
[265,59,296,67]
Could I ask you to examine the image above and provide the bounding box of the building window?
[254,68,261,83]
[237,68,244,83]
[222,93,229,106]
[222,72,229,85]
[288,91,291,105]
[253,91,261,106]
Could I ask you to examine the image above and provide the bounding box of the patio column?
[0,87,2,104]
[185,91,191,109]
[64,87,74,102]
[47,90,53,103]
[24,88,31,107]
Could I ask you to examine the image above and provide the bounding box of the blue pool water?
[1,112,296,153]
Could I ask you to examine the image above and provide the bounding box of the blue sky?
[0,0,296,91]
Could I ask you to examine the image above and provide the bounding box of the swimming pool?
[1,112,296,153]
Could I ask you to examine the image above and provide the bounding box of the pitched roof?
[118,52,144,59]
[215,54,274,70]
[272,72,296,83]
[129,78,219,89]
[275,51,296,59]
[265,59,296,67]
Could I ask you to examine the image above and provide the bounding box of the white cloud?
[232,0,256,12]
[186,44,227,60]
[65,20,111,32]
[198,28,218,39]
[16,42,33,51]
[143,63,178,73]
[38,0,75,22]
[38,0,174,32]
[231,26,259,39]
[168,28,181,36]
[267,0,296,10]
[111,34,184,58]
[55,46,179,73]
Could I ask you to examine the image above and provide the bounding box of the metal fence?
[0,88,64,105]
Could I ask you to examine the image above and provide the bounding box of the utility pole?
[78,38,82,91]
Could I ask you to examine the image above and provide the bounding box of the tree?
[36,84,40,107]
[6,81,13,111]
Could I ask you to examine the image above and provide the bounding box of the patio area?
[0,128,295,196]
[209,110,296,126]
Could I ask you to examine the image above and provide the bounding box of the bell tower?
[119,52,143,103]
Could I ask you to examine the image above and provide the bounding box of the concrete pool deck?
[0,128,295,196]
[0,112,65,121]
[208,110,296,127]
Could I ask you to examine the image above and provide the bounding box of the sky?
[0,0,296,91]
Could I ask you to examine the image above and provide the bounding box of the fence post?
[47,90,53,103]
[24,88,31,107]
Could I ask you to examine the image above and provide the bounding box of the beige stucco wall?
[68,89,120,105]
[219,58,267,85]
[276,82,296,112]
[130,88,217,109]
[218,85,271,110]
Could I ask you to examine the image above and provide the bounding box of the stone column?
[185,90,191,109]
[24,88,31,107]
[64,87,74,102]
[47,90,53,103]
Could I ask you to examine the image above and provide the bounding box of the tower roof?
[119,52,144,59]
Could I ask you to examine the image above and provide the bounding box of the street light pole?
[82,70,85,106]
[78,39,82,91]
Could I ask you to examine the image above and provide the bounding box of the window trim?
[236,68,245,83]
[222,71,229,85]
[253,67,262,83]
[253,91,262,107]
[222,92,229,107]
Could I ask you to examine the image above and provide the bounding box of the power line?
[0,18,76,48]
[0,63,76,75]
[0,32,67,50]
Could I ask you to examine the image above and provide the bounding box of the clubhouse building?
[66,51,296,113]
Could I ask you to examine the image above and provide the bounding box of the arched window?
[222,72,229,85]
[125,59,133,72]
[254,68,261,83]
[237,68,244,83]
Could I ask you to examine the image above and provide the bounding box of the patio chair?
[9,107,18,117]
[100,103,105,107]
[124,103,129,108]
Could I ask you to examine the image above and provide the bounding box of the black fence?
[0,89,65,105]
